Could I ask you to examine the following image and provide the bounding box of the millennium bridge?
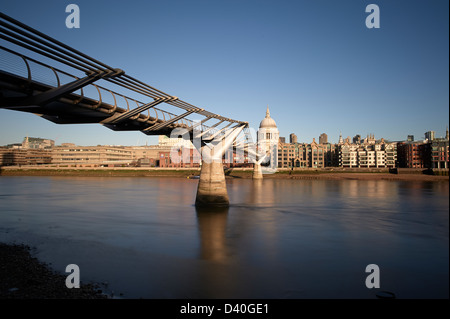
[0,12,268,206]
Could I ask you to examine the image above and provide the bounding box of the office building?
[0,147,52,166]
[353,134,361,144]
[289,133,297,144]
[319,133,328,144]
[51,145,133,167]
[425,131,435,141]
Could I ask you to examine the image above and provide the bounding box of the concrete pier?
[195,160,229,207]
[252,162,263,179]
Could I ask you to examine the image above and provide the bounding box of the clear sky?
[1,0,448,146]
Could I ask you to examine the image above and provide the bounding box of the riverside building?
[338,141,397,168]
[277,139,337,169]
[397,141,431,168]
[51,145,133,167]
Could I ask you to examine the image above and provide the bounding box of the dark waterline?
[0,176,448,298]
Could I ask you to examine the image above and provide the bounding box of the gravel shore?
[0,243,107,299]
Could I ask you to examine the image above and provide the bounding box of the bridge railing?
[0,45,195,127]
[0,11,268,167]
[0,12,248,137]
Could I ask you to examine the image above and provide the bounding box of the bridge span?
[0,12,266,206]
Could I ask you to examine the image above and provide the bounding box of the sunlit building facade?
[257,106,279,168]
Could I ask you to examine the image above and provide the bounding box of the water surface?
[0,176,448,298]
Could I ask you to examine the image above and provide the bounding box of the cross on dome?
[259,105,277,128]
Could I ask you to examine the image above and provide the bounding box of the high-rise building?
[289,133,297,144]
[319,133,328,144]
[425,131,435,141]
[353,134,361,144]
[407,135,414,142]
[279,137,286,144]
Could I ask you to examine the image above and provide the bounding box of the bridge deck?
[0,12,248,140]
[0,69,184,136]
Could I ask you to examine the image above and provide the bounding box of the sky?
[0,0,448,146]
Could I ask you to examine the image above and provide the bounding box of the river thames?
[0,176,448,298]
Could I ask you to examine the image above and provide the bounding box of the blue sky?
[1,0,448,146]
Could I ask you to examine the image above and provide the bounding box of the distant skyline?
[3,125,448,147]
[1,0,448,146]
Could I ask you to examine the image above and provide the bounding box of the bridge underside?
[0,71,181,137]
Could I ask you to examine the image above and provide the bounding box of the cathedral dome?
[259,106,277,128]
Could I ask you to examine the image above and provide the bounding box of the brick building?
[397,141,431,168]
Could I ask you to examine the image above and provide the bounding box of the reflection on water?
[196,205,229,261]
[0,176,448,298]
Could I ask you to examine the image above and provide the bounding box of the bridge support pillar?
[195,160,229,207]
[252,163,263,179]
